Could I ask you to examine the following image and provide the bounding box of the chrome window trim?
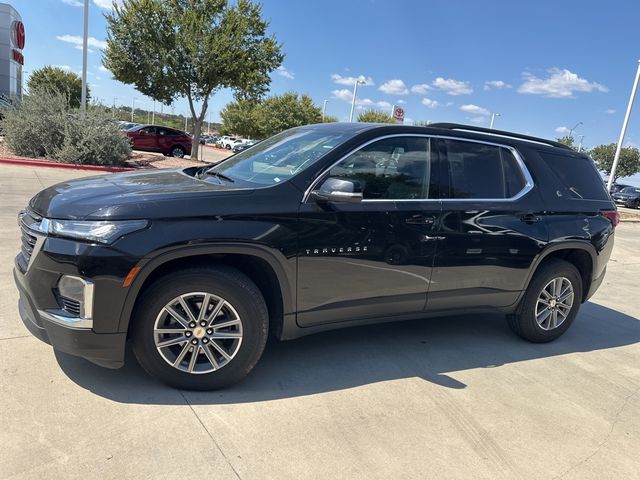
[302,134,535,203]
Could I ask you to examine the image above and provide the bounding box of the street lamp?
[131,97,137,122]
[112,96,117,118]
[577,135,585,152]
[349,79,366,122]
[322,100,328,122]
[490,112,501,129]
[568,121,583,138]
[80,0,89,112]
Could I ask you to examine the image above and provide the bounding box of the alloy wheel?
[153,292,243,374]
[535,277,574,331]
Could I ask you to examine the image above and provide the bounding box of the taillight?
[601,210,620,227]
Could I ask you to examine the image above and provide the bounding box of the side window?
[140,127,155,135]
[442,140,526,199]
[325,136,437,200]
[539,151,609,200]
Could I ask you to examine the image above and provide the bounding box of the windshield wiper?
[200,170,235,183]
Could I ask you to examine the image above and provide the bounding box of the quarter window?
[326,137,437,200]
[442,140,527,199]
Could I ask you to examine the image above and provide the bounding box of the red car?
[126,125,192,158]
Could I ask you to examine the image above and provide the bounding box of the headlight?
[45,219,148,244]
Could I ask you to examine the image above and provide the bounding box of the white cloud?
[606,108,616,114]
[460,104,490,115]
[93,0,122,8]
[378,79,408,95]
[518,68,608,98]
[55,65,72,71]
[397,99,406,104]
[331,73,374,86]
[484,80,511,90]
[332,89,389,109]
[432,77,473,95]
[555,126,571,135]
[331,89,352,102]
[470,116,487,124]
[421,98,439,109]
[276,66,294,80]
[57,34,107,49]
[74,45,95,53]
[98,65,110,73]
[410,83,432,94]
[62,0,83,6]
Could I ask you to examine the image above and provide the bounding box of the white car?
[219,136,239,149]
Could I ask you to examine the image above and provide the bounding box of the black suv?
[14,123,618,390]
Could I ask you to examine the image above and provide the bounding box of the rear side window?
[538,151,609,200]
[442,140,527,199]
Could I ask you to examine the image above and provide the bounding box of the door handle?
[405,215,435,225]
[520,213,541,224]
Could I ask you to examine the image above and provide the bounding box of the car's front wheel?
[131,266,268,390]
[507,259,582,342]
[170,146,185,158]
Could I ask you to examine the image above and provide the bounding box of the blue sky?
[13,0,640,183]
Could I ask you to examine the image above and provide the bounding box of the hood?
[29,168,254,220]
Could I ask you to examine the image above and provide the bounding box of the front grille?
[60,296,81,317]
[17,209,43,271]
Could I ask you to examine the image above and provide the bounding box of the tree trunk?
[187,93,211,161]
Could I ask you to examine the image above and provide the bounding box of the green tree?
[104,0,283,160]
[27,66,89,109]
[357,109,395,123]
[219,99,261,138]
[322,115,338,123]
[257,92,322,137]
[589,143,640,181]
[220,92,323,139]
[556,135,575,149]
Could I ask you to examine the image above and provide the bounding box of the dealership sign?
[0,3,24,101]
[12,19,24,64]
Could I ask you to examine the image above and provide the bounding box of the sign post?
[392,106,405,124]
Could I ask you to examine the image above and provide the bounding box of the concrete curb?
[0,157,136,172]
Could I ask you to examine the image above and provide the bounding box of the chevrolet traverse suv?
[14,123,618,390]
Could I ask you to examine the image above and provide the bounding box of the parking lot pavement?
[1,164,638,480]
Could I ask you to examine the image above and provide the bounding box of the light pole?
[568,121,583,139]
[577,135,584,152]
[112,96,117,118]
[184,114,188,132]
[131,97,136,122]
[349,79,365,122]
[490,112,500,129]
[608,60,640,192]
[322,100,328,122]
[80,0,89,112]
[152,100,155,125]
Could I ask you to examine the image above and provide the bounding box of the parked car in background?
[609,182,632,194]
[126,125,192,158]
[118,121,141,131]
[232,140,257,153]
[612,186,640,208]
[219,136,239,149]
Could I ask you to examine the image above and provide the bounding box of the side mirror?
[311,177,363,203]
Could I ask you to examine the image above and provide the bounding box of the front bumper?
[14,268,126,369]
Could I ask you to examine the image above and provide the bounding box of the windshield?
[204,127,354,185]
[621,187,640,194]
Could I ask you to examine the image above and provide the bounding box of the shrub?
[53,112,131,166]
[1,90,132,166]
[1,88,67,157]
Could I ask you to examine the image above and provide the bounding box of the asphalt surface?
[1,164,639,479]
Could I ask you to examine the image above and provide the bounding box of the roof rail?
[429,123,573,150]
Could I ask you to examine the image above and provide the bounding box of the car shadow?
[55,302,640,405]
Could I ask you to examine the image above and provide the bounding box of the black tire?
[131,266,268,390]
[170,146,185,158]
[507,259,583,343]
[634,199,640,209]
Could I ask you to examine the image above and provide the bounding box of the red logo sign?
[13,21,25,50]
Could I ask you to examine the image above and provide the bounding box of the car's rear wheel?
[507,259,582,342]
[131,266,268,390]
[170,146,185,158]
